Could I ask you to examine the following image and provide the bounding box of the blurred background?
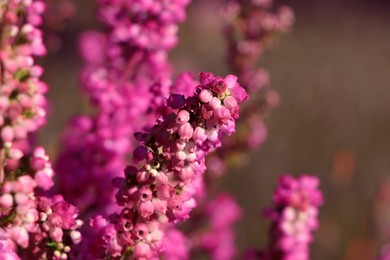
[40,0,390,259]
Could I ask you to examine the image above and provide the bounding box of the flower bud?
[179,166,194,182]
[138,201,154,218]
[134,242,151,258]
[193,127,207,144]
[178,123,193,140]
[70,231,82,244]
[199,89,213,103]
[1,126,14,142]
[176,110,190,125]
[212,80,227,94]
[133,146,148,162]
[167,94,185,109]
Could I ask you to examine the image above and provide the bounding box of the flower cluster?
[254,175,323,260]
[32,195,82,259]
[81,0,192,117]
[0,175,39,249]
[56,0,192,217]
[97,0,190,51]
[88,72,248,259]
[56,115,130,215]
[162,227,190,260]
[80,0,192,116]
[0,147,82,259]
[0,0,47,166]
[0,1,82,258]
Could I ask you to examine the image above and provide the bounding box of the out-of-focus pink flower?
[257,174,323,260]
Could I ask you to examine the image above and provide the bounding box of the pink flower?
[0,238,20,260]
[163,228,189,260]
[138,201,155,218]
[9,227,29,249]
[178,122,194,140]
[134,242,151,259]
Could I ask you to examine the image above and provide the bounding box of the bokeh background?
[40,0,390,259]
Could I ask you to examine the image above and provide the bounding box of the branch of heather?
[88,72,248,259]
[0,1,82,259]
[0,0,48,183]
[55,0,192,218]
[246,174,323,260]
